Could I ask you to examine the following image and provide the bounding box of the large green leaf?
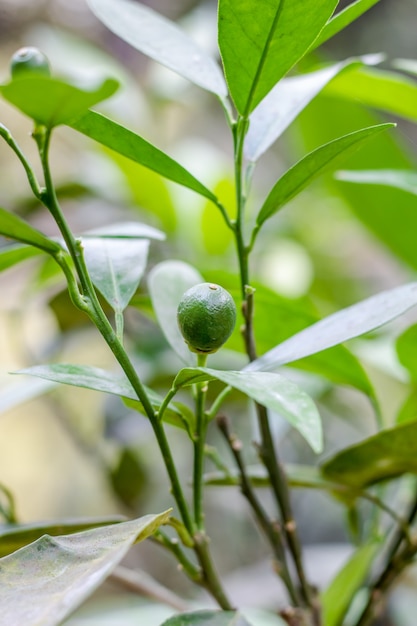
[0,207,62,254]
[321,420,417,487]
[0,244,42,272]
[218,0,338,115]
[246,282,417,374]
[0,511,170,626]
[15,364,189,431]
[0,76,118,127]
[336,169,417,196]
[256,123,394,228]
[69,111,216,202]
[324,66,417,123]
[312,0,383,50]
[161,610,253,626]
[321,543,380,626]
[0,517,124,558]
[245,55,382,162]
[174,367,323,453]
[87,0,227,98]
[147,260,203,365]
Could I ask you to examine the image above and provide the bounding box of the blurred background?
[1,1,417,624]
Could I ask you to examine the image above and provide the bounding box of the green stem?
[0,123,42,200]
[193,353,209,529]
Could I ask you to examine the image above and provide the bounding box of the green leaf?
[123,397,195,434]
[69,111,216,202]
[87,0,227,98]
[321,543,379,626]
[0,244,42,272]
[246,281,417,373]
[174,367,323,453]
[0,76,118,127]
[312,0,383,50]
[161,610,253,626]
[15,364,189,431]
[324,66,417,123]
[321,420,417,487]
[392,58,417,77]
[0,511,170,626]
[256,123,394,228]
[336,169,417,196]
[148,261,203,365]
[82,237,150,313]
[0,207,62,254]
[218,0,338,115]
[396,324,417,381]
[245,55,382,162]
[0,517,124,558]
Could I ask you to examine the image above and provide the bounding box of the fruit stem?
[193,353,209,529]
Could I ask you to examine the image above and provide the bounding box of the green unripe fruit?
[10,47,51,79]
[177,283,236,354]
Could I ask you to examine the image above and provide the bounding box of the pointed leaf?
[218,0,338,115]
[245,281,417,374]
[313,0,383,50]
[0,511,170,626]
[336,169,417,196]
[0,207,62,254]
[69,111,216,201]
[148,261,203,365]
[256,123,394,228]
[174,367,322,453]
[246,56,383,162]
[161,610,253,626]
[321,543,380,626]
[82,237,150,313]
[87,0,226,98]
[321,420,417,487]
[0,517,124,558]
[15,364,188,431]
[0,76,118,127]
[83,221,165,240]
[0,244,42,272]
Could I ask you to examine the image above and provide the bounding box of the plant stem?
[194,353,209,529]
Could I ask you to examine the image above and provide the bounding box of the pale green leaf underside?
[148,260,203,365]
[218,0,338,115]
[0,512,170,626]
[336,169,417,196]
[312,0,383,50]
[321,543,380,626]
[161,610,253,626]
[69,111,216,201]
[321,420,417,488]
[175,367,322,453]
[0,207,62,254]
[0,76,118,127]
[256,123,393,228]
[246,282,417,373]
[87,0,227,97]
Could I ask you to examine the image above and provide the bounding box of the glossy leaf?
[0,512,170,626]
[245,55,383,162]
[87,0,226,98]
[256,123,394,228]
[174,367,323,452]
[0,244,42,272]
[245,281,417,373]
[148,261,203,365]
[321,543,379,626]
[82,237,150,313]
[0,76,118,127]
[69,111,216,202]
[218,0,338,115]
[0,517,124,558]
[15,364,188,431]
[324,67,417,123]
[0,207,61,254]
[161,610,253,626]
[336,169,417,196]
[312,0,383,50]
[321,420,417,487]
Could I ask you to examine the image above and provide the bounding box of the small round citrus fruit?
[10,47,51,79]
[177,283,236,354]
